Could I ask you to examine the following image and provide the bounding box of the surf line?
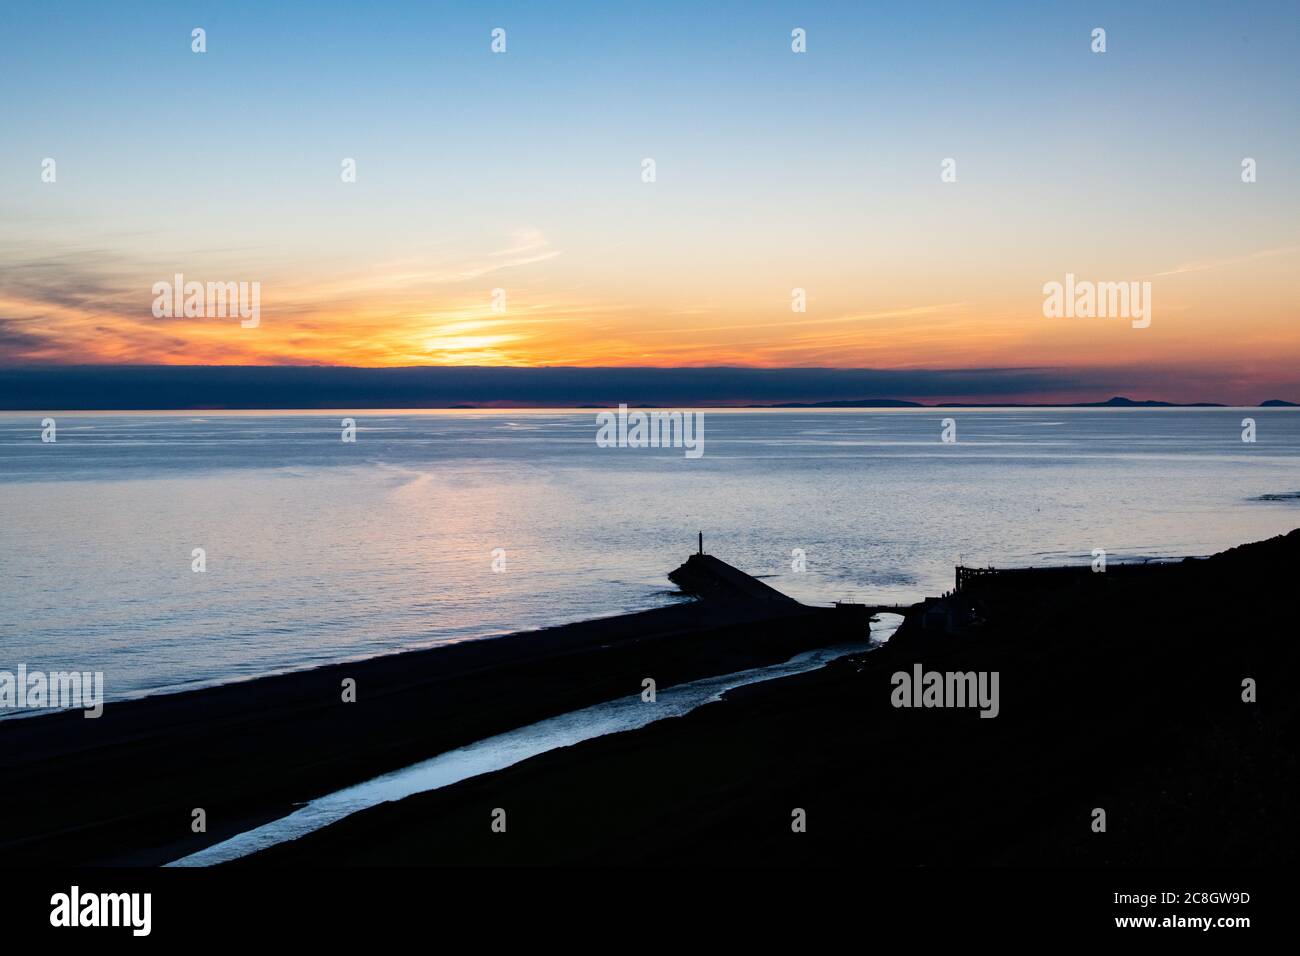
[168,615,901,866]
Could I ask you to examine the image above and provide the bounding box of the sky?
[1,1,1298,403]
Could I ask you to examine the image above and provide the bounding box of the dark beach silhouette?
[0,548,862,865]
[3,530,1296,867]
[243,530,1300,867]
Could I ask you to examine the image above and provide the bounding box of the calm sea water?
[2,408,1298,708]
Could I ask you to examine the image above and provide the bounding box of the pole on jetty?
[698,531,703,555]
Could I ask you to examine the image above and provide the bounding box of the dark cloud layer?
[0,364,1265,410]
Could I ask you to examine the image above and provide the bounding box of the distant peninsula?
[752,396,1295,409]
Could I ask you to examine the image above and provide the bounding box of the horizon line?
[1,364,1295,411]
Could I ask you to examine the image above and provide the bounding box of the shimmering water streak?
[167,616,899,866]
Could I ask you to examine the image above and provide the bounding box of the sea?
[2,407,1297,711]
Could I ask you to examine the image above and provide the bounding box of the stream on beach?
[166,614,902,866]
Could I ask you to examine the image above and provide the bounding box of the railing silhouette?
[955,559,1180,593]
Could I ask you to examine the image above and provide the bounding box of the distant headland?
[754,396,1300,409]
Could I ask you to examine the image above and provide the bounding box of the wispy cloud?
[0,231,566,365]
[639,302,967,336]
[1148,246,1299,278]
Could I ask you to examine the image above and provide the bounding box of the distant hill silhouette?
[754,396,1244,409]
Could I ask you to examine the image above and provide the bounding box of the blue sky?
[1,1,1297,401]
